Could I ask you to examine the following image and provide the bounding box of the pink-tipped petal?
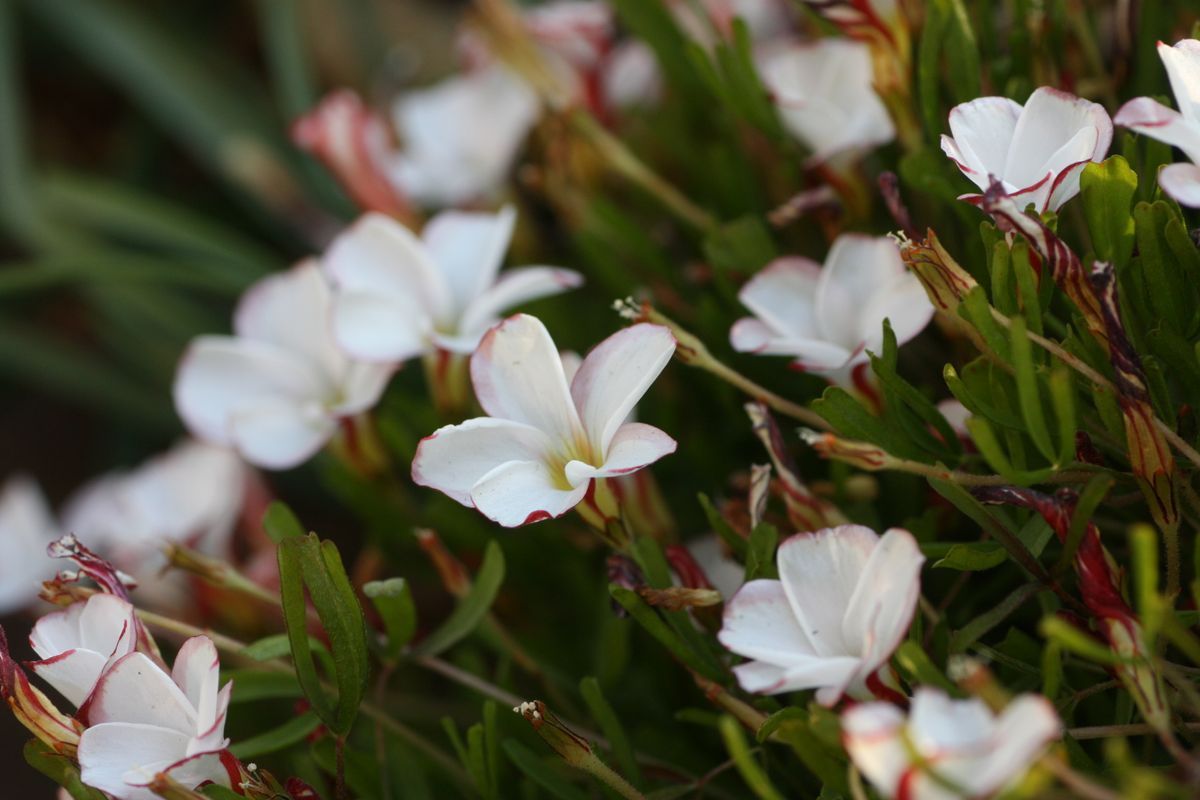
[945,96,1024,188]
[841,528,925,674]
[972,694,1062,794]
[857,271,935,355]
[816,235,907,351]
[719,579,819,665]
[457,267,584,341]
[470,314,582,443]
[78,722,194,800]
[1158,162,1200,207]
[736,257,823,342]
[228,401,336,470]
[468,460,589,527]
[1003,87,1111,203]
[1158,39,1200,124]
[330,289,431,363]
[421,205,516,314]
[842,701,909,798]
[412,417,554,506]
[233,261,342,377]
[1113,97,1200,163]
[570,324,676,456]
[30,650,109,709]
[86,652,197,734]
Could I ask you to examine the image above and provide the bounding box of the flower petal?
[719,579,819,665]
[1003,87,1111,195]
[570,323,675,456]
[468,460,589,527]
[972,694,1061,794]
[842,528,924,674]
[173,336,328,448]
[842,701,909,799]
[412,417,555,506]
[323,213,450,324]
[776,526,879,658]
[85,652,197,734]
[1113,96,1200,164]
[233,261,343,378]
[330,289,430,363]
[736,257,823,342]
[456,267,584,344]
[1158,161,1200,207]
[944,96,1024,187]
[78,594,138,656]
[1159,39,1200,125]
[228,401,337,470]
[857,271,935,355]
[0,476,58,613]
[79,722,192,800]
[815,235,906,353]
[470,314,582,442]
[172,638,220,729]
[564,422,676,486]
[421,205,516,316]
[29,650,109,709]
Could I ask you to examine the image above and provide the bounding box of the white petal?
[858,271,935,355]
[565,422,676,485]
[330,289,431,363]
[422,205,516,316]
[1003,87,1111,199]
[159,750,235,791]
[227,401,337,470]
[85,652,197,734]
[173,336,329,448]
[816,236,906,352]
[734,656,862,697]
[79,722,191,800]
[570,324,675,456]
[944,96,1024,188]
[457,267,584,341]
[30,650,110,708]
[776,526,879,658]
[719,579,819,665]
[469,460,589,527]
[971,694,1061,794]
[1159,39,1200,125]
[1113,96,1200,164]
[412,417,555,505]
[601,41,662,109]
[0,476,60,613]
[842,702,909,799]
[323,213,451,324]
[1158,162,1200,207]
[470,314,583,443]
[78,594,138,655]
[737,257,822,342]
[233,261,343,379]
[841,528,925,674]
[172,638,220,726]
[335,362,394,416]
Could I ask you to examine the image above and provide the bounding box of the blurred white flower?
[0,476,58,614]
[386,66,541,208]
[28,594,139,708]
[843,688,1061,800]
[78,636,235,800]
[412,314,676,527]
[730,234,933,386]
[62,440,249,609]
[936,399,972,440]
[941,86,1112,213]
[758,38,895,163]
[686,534,744,600]
[174,261,393,469]
[1114,39,1200,206]
[324,207,582,362]
[718,525,923,704]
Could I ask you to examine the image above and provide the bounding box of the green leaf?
[718,715,785,800]
[1009,317,1056,463]
[698,493,747,560]
[263,501,305,543]
[949,582,1041,652]
[1134,200,1194,335]
[1055,474,1115,575]
[23,739,106,800]
[364,577,418,660]
[894,641,957,692]
[1080,157,1137,268]
[931,541,1008,571]
[609,585,725,681]
[959,287,1010,359]
[503,740,590,800]
[277,533,370,735]
[702,215,776,276]
[415,540,505,657]
[200,788,245,800]
[744,522,779,581]
[226,669,303,703]
[580,677,641,787]
[230,710,321,759]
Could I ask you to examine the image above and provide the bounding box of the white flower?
[936,399,972,440]
[62,440,249,608]
[0,476,59,613]
[843,688,1061,800]
[78,636,235,800]
[27,594,139,708]
[718,525,924,704]
[412,314,676,527]
[324,207,582,362]
[941,87,1113,213]
[686,534,744,600]
[1114,39,1200,207]
[758,38,896,163]
[385,66,541,208]
[174,261,392,470]
[730,234,933,385]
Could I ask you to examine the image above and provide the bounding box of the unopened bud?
[415,528,471,597]
[637,586,723,610]
[800,430,898,471]
[513,700,592,765]
[898,229,978,312]
[0,627,82,754]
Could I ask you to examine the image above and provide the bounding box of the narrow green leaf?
[744,522,779,581]
[415,540,505,657]
[503,740,590,800]
[931,541,1008,571]
[1054,474,1115,575]
[949,582,1041,652]
[580,677,641,787]
[698,493,747,560]
[894,641,957,692]
[23,739,106,800]
[609,586,725,681]
[230,710,321,759]
[718,715,785,800]
[263,501,305,543]
[364,577,417,660]
[1080,157,1137,268]
[1010,317,1056,462]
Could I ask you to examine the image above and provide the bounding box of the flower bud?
[0,627,82,755]
[896,229,979,311]
[800,429,899,472]
[513,700,592,765]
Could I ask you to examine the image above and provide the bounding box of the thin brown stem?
[1042,758,1120,800]
[1067,722,1200,740]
